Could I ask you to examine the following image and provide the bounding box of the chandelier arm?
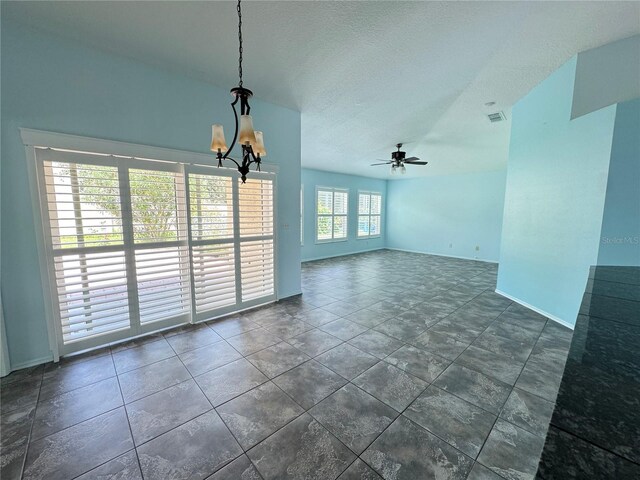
[223,95,241,159]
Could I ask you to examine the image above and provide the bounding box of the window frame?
[22,128,279,360]
[315,186,349,244]
[357,190,383,239]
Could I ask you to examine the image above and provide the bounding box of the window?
[316,187,348,242]
[358,191,382,238]
[32,145,275,355]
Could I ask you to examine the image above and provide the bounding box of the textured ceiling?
[3,1,639,179]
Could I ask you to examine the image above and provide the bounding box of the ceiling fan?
[371,143,428,175]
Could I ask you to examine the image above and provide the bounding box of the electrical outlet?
[475,245,480,251]
[449,243,453,248]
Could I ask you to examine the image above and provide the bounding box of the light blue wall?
[301,169,387,261]
[598,97,640,266]
[497,57,617,327]
[1,22,301,368]
[386,171,507,262]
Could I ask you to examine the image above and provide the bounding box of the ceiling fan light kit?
[373,143,428,175]
[210,0,266,183]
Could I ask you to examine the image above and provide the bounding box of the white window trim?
[357,190,383,239]
[315,186,349,244]
[21,128,279,360]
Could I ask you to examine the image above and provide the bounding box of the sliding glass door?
[35,149,276,355]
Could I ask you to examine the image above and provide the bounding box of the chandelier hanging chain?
[237,0,243,88]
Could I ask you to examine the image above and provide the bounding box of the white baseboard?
[385,247,498,264]
[302,247,385,263]
[495,289,575,330]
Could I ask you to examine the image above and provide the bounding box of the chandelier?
[210,0,265,183]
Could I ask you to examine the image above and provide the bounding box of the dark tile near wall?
[362,416,474,480]
[195,358,268,407]
[137,410,242,479]
[216,382,304,450]
[273,360,347,410]
[23,408,133,480]
[315,343,379,380]
[248,413,355,480]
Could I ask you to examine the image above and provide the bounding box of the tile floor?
[0,250,573,480]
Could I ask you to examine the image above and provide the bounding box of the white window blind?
[35,148,276,355]
[358,191,382,238]
[189,174,237,318]
[316,187,348,242]
[239,178,275,301]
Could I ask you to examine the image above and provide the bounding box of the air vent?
[487,111,506,123]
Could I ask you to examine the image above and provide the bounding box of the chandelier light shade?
[210,0,265,183]
[210,124,228,153]
[253,131,267,157]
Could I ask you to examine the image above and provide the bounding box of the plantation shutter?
[35,147,277,356]
[188,173,237,319]
[129,168,190,326]
[41,159,131,346]
[239,178,275,301]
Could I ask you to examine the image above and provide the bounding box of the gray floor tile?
[384,344,451,382]
[362,416,473,480]
[309,384,397,454]
[353,362,428,412]
[75,450,142,480]
[126,379,212,445]
[346,308,399,328]
[322,301,364,317]
[367,301,408,318]
[319,318,369,341]
[207,454,262,480]
[404,386,496,458]
[208,316,260,339]
[264,318,314,339]
[1,365,43,387]
[0,404,36,480]
[23,407,133,480]
[226,329,282,356]
[217,382,304,450]
[273,360,347,410]
[287,329,343,357]
[1,376,41,415]
[118,356,190,403]
[246,342,310,378]
[434,364,511,415]
[409,330,469,360]
[429,318,484,344]
[347,330,403,359]
[373,318,429,342]
[485,322,539,345]
[112,339,176,374]
[295,308,340,327]
[467,462,503,480]
[248,413,355,480]
[111,333,166,354]
[455,345,525,385]
[32,376,122,441]
[500,387,555,437]
[196,358,268,407]
[473,332,533,363]
[165,327,223,354]
[514,362,564,403]
[137,410,242,479]
[178,341,242,377]
[337,459,382,479]
[477,419,546,480]
[39,354,115,401]
[315,343,379,380]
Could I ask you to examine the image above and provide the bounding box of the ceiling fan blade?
[370,162,391,166]
[405,161,428,165]
[404,157,421,162]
